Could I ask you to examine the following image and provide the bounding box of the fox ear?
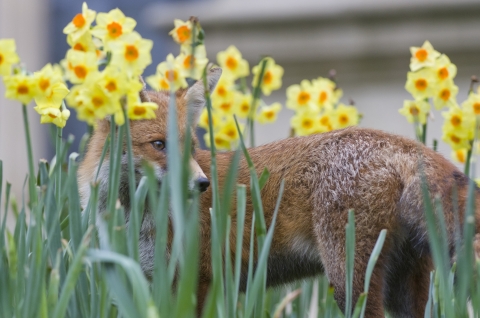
[138,75,151,103]
[185,67,222,123]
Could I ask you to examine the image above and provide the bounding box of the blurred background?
[1,0,480,204]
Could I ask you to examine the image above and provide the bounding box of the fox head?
[78,67,222,209]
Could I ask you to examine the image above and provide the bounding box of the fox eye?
[151,140,166,151]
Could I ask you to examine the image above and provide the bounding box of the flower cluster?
[399,41,480,164]
[287,77,359,136]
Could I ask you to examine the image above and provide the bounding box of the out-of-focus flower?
[405,68,436,100]
[110,32,153,76]
[409,40,440,72]
[213,93,236,116]
[318,111,334,132]
[127,95,158,120]
[146,53,187,91]
[169,19,197,46]
[312,77,342,110]
[204,131,232,151]
[199,108,223,131]
[235,92,253,119]
[433,80,458,110]
[0,39,20,76]
[91,8,136,47]
[291,110,320,136]
[64,50,98,84]
[34,106,70,128]
[212,74,235,101]
[76,81,121,119]
[441,106,474,139]
[67,31,96,53]
[461,92,480,116]
[332,104,359,129]
[442,128,471,150]
[286,80,316,113]
[217,45,249,79]
[433,54,457,82]
[252,57,283,96]
[3,73,37,104]
[398,99,431,124]
[451,148,467,164]
[33,64,65,97]
[34,82,69,110]
[97,66,129,98]
[256,102,282,124]
[176,45,208,80]
[63,2,96,42]
[218,118,242,141]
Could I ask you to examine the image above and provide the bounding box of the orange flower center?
[72,13,86,28]
[225,128,236,138]
[0,54,3,64]
[183,55,194,68]
[265,111,275,119]
[339,115,349,125]
[125,45,139,62]
[456,151,466,163]
[226,57,237,70]
[74,65,87,79]
[241,103,249,112]
[73,43,86,51]
[297,92,310,105]
[133,106,146,116]
[105,81,117,92]
[415,79,427,91]
[49,113,57,119]
[165,70,178,82]
[176,26,191,43]
[415,49,428,62]
[450,115,461,126]
[438,67,449,80]
[159,79,170,90]
[319,91,328,104]
[216,86,226,97]
[409,106,419,116]
[320,116,330,126]
[302,119,313,129]
[17,84,29,95]
[263,71,273,85]
[220,102,232,112]
[39,78,50,91]
[450,135,461,144]
[473,103,480,115]
[440,89,451,101]
[92,96,104,108]
[107,22,123,38]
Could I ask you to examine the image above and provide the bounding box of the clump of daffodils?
[399,40,479,166]
[287,75,359,136]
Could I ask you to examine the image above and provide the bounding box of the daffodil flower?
[91,8,136,47]
[405,68,436,100]
[217,45,249,80]
[97,66,129,98]
[291,110,320,136]
[461,92,480,116]
[409,40,440,72]
[63,2,96,42]
[146,53,187,91]
[204,131,233,151]
[442,128,471,150]
[318,111,335,132]
[127,95,158,120]
[256,102,282,124]
[234,92,253,119]
[433,80,458,110]
[33,64,65,98]
[34,106,71,128]
[176,45,209,80]
[398,99,430,124]
[34,82,70,110]
[286,80,316,113]
[218,118,242,141]
[433,54,457,82]
[64,50,98,84]
[332,104,359,129]
[110,32,153,76]
[3,73,37,104]
[451,148,467,164]
[252,57,283,96]
[76,81,121,119]
[67,31,97,53]
[198,108,223,131]
[212,74,235,101]
[169,19,198,47]
[312,77,342,110]
[441,106,474,139]
[0,39,20,76]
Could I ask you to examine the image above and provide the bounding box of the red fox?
[78,68,480,317]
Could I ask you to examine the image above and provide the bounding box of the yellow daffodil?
[146,53,187,91]
[213,93,236,116]
[3,73,37,104]
[91,8,136,46]
[204,131,232,151]
[217,45,249,79]
[198,108,223,131]
[461,92,480,116]
[97,66,129,98]
[442,128,471,150]
[409,40,440,72]
[76,81,121,119]
[252,57,283,96]
[451,148,467,164]
[0,39,20,76]
[318,111,335,132]
[256,102,282,124]
[33,63,64,97]
[176,45,208,80]
[441,106,474,139]
[212,74,235,101]
[399,99,430,124]
[332,104,359,129]
[234,92,253,119]
[67,31,96,53]
[64,50,98,84]
[311,77,342,110]
[218,118,242,141]
[65,84,86,109]
[63,2,96,42]
[34,82,69,110]
[127,95,158,120]
[433,80,458,110]
[433,54,457,82]
[110,32,153,76]
[405,68,436,100]
[286,80,316,113]
[34,106,70,128]
[169,19,198,47]
[291,110,320,136]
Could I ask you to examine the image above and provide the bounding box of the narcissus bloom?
[110,32,153,76]
[332,104,359,129]
[286,80,316,113]
[256,102,282,124]
[176,45,209,80]
[34,82,70,110]
[398,99,430,124]
[76,81,121,119]
[433,54,457,82]
[97,66,129,98]
[198,108,223,130]
[213,93,236,116]
[451,148,467,164]
[218,118,242,141]
[127,95,158,120]
[217,45,249,79]
[204,131,233,151]
[312,77,342,110]
[169,19,198,46]
[3,73,37,104]
[409,40,440,72]
[252,58,283,96]
[405,68,436,100]
[234,92,253,119]
[433,80,458,110]
[291,110,320,136]
[34,106,71,128]
[67,31,96,53]
[442,128,471,150]
[441,106,474,139]
[318,111,334,132]
[65,50,98,84]
[461,92,480,116]
[63,2,96,42]
[212,74,235,101]
[146,53,187,91]
[91,8,136,46]
[0,39,20,76]
[33,64,65,97]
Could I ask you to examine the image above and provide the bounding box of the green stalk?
[464,147,473,177]
[422,122,427,145]
[22,104,37,205]
[55,126,63,214]
[248,58,268,148]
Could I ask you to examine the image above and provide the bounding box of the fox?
[78,67,480,317]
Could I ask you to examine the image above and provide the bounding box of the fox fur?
[78,68,480,317]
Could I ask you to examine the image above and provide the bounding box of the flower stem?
[464,147,473,177]
[55,126,63,211]
[22,104,37,205]
[422,122,427,145]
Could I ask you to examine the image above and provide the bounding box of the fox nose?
[196,177,210,192]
